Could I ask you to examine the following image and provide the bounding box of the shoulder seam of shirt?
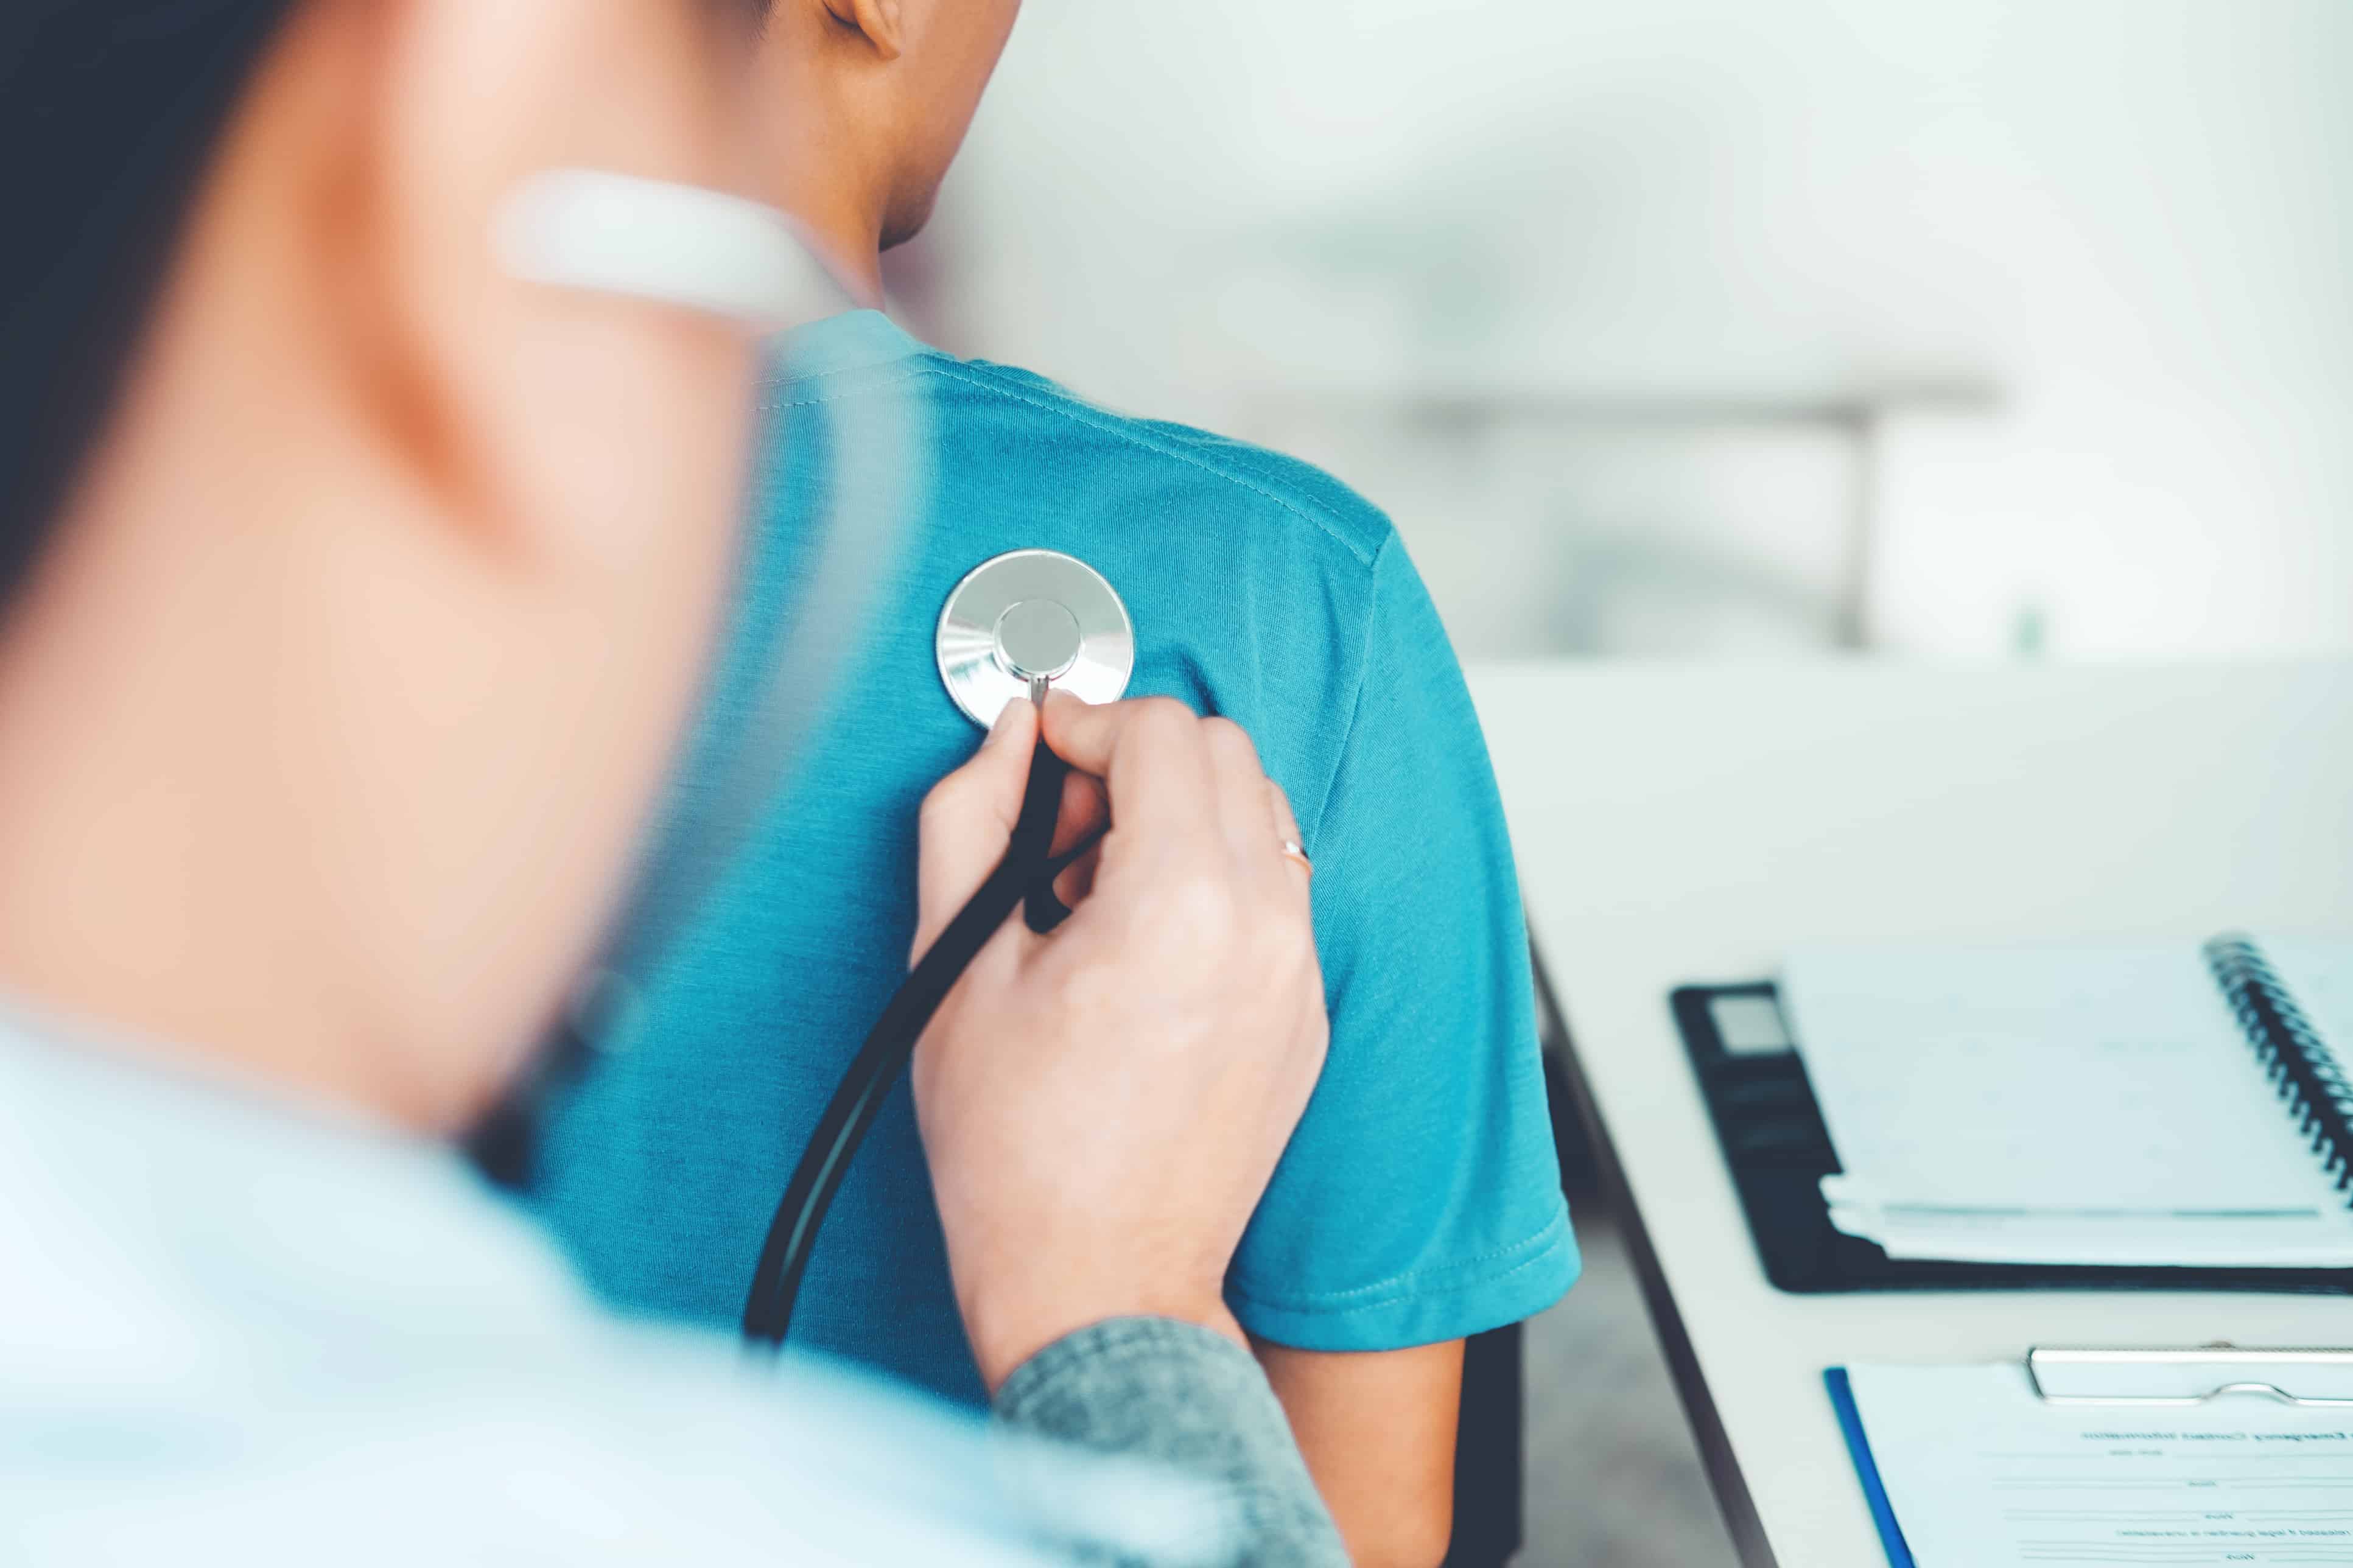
[1302,531,1392,845]
[756,360,935,411]
[1225,1203,1573,1315]
[911,358,1384,569]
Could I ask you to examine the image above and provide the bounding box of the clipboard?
[1828,1346,2353,1568]
[1674,982,2353,1295]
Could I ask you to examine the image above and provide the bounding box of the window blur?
[887,0,2353,661]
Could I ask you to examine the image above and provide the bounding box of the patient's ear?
[820,0,906,61]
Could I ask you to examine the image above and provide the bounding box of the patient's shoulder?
[916,353,1395,573]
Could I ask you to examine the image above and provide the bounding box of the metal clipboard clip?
[2027,1345,2353,1409]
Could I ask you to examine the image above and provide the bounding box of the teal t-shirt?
[530,310,1576,1405]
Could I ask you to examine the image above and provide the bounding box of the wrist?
[964,1286,1246,1395]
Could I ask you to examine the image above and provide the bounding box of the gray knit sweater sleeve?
[993,1317,1348,1568]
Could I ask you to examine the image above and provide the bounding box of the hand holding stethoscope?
[494,168,1328,1370]
[911,691,1327,1392]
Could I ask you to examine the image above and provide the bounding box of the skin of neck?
[751,0,1020,309]
[753,37,896,305]
[773,155,892,308]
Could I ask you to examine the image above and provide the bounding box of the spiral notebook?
[1780,933,2353,1269]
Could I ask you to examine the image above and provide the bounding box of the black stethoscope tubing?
[741,733,1085,1346]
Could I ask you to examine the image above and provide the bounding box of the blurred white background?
[888,0,2353,661]
[881,12,2353,1556]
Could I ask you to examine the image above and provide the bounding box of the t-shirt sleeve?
[1224,533,1578,1351]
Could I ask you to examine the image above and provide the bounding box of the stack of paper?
[1780,943,2353,1268]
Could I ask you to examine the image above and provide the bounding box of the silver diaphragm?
[936,549,1134,727]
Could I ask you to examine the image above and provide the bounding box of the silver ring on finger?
[1278,838,1313,875]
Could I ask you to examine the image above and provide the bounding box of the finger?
[1051,841,1103,908]
[1266,778,1314,896]
[1039,691,1221,855]
[1271,767,1308,866]
[1198,716,1278,872]
[1266,777,1303,845]
[913,698,1038,962]
[1051,766,1109,861]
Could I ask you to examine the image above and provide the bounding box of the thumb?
[912,698,1038,962]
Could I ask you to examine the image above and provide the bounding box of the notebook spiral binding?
[2204,933,2353,1211]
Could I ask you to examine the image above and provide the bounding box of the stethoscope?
[482,166,1144,1348]
[740,550,1135,1346]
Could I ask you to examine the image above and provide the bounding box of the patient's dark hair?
[0,0,299,617]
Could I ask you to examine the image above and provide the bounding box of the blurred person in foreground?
[525,4,1577,1563]
[0,1,1347,1561]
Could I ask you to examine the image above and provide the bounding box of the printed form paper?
[1845,1362,2353,1565]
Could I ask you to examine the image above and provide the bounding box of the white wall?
[890,0,2353,659]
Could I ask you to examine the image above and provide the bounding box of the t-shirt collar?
[768,308,925,385]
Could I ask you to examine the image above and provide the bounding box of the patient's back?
[530,310,1574,1404]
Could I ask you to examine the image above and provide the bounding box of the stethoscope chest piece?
[752,548,1131,1346]
[936,549,1134,726]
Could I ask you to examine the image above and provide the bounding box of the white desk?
[1468,660,2353,1568]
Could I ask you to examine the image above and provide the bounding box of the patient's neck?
[772,168,887,310]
